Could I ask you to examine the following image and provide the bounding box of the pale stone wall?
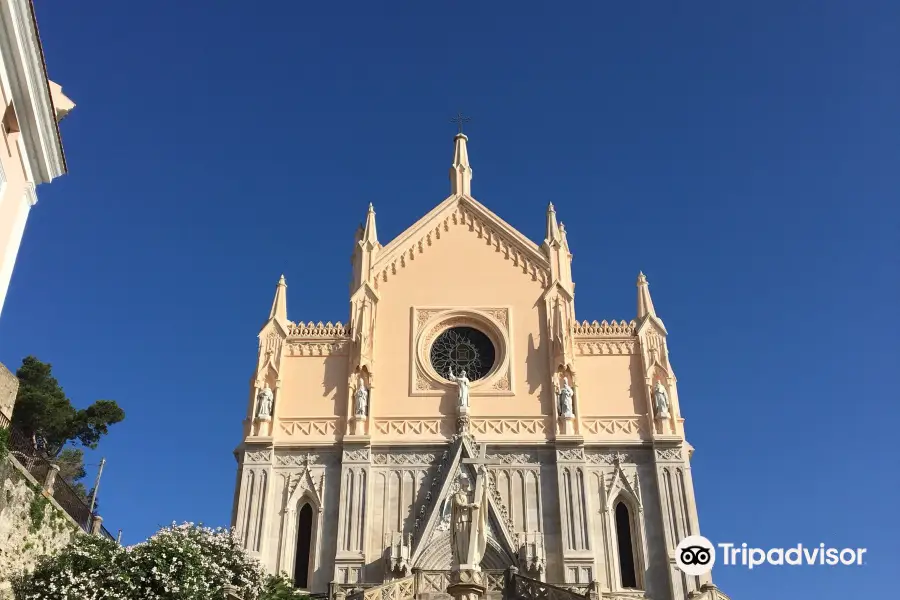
[0,456,81,597]
[0,363,17,421]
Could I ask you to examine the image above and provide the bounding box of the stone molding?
[274,452,323,467]
[373,418,443,437]
[575,340,636,356]
[654,446,683,462]
[470,417,548,437]
[0,0,66,183]
[581,417,649,440]
[371,451,439,466]
[572,319,636,337]
[372,199,551,291]
[584,449,648,465]
[286,321,350,338]
[243,449,272,464]
[285,341,349,357]
[411,306,514,396]
[555,447,585,462]
[278,418,339,439]
[342,448,370,462]
[485,450,540,465]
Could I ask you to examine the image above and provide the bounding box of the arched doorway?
[294,503,314,588]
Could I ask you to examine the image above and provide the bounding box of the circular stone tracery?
[429,326,496,381]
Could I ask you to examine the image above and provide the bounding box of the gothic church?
[231,133,730,600]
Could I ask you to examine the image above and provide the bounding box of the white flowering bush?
[12,523,307,600]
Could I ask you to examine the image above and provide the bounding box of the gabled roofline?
[373,194,549,276]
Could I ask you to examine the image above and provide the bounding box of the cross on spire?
[450,112,471,134]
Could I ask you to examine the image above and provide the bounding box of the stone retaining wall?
[0,455,82,598]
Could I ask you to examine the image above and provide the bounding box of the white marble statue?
[447,367,470,409]
[450,470,489,568]
[354,377,368,418]
[557,377,574,418]
[256,385,274,420]
[653,381,670,419]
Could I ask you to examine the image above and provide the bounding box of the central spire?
[450,133,473,196]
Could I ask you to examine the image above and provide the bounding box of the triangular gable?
[410,436,517,566]
[636,313,667,337]
[372,195,550,286]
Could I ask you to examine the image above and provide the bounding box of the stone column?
[446,569,486,600]
[42,463,60,494]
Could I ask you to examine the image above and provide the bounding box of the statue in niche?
[653,381,670,419]
[354,377,368,418]
[556,377,574,418]
[450,469,489,568]
[447,367,470,410]
[256,385,274,420]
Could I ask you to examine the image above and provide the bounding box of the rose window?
[429,326,496,381]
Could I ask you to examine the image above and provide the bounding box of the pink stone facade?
[231,134,728,600]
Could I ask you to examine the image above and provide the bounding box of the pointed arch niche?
[278,471,324,591]
[596,467,648,591]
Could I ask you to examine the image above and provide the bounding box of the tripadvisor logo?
[675,536,868,573]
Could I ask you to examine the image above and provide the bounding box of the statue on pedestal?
[653,381,670,419]
[556,377,574,418]
[256,385,274,420]
[354,377,368,418]
[448,367,470,410]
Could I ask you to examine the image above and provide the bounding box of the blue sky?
[2,1,898,597]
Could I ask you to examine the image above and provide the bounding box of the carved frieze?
[374,419,443,436]
[244,449,272,464]
[285,341,349,356]
[485,451,540,465]
[555,447,585,462]
[470,418,548,437]
[575,340,636,356]
[279,418,339,438]
[286,321,350,337]
[276,453,321,467]
[343,448,370,462]
[371,452,439,466]
[655,447,683,462]
[585,450,641,465]
[581,417,648,440]
[572,320,637,337]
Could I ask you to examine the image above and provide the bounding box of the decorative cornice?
[286,321,350,338]
[575,340,636,356]
[572,320,636,337]
[372,198,550,289]
[581,417,649,440]
[342,448,370,463]
[485,451,540,465]
[372,451,439,466]
[1,0,66,182]
[244,449,272,464]
[275,452,322,467]
[285,341,348,357]
[654,446,683,462]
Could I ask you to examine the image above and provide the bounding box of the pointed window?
[615,501,638,588]
[294,503,314,588]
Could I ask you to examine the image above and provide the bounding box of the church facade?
[231,133,730,600]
